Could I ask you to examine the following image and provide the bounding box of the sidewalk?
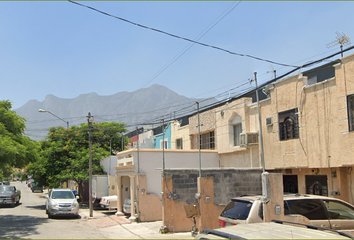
[42,190,192,239]
[79,206,193,239]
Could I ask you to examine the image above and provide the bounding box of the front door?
[305,175,328,196]
[283,175,298,193]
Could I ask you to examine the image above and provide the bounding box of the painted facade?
[154,123,171,149]
[114,148,219,222]
[109,53,354,229]
[170,120,191,150]
[210,53,354,204]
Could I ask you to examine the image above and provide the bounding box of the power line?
[68,1,298,68]
[24,46,354,135]
[102,1,242,114]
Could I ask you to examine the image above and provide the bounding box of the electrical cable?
[24,47,354,136]
[68,0,298,68]
[102,1,242,114]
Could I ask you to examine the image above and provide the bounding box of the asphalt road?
[0,181,192,239]
[0,181,107,239]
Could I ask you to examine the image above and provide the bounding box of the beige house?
[111,53,354,230]
[202,53,354,205]
[114,148,219,222]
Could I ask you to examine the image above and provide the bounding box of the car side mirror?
[45,196,48,199]
[76,196,79,200]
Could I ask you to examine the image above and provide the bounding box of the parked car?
[197,220,354,239]
[31,182,43,193]
[123,198,137,214]
[2,181,10,185]
[45,188,80,218]
[99,195,117,210]
[219,193,354,231]
[0,186,21,207]
[27,179,35,188]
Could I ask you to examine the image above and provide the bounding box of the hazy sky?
[1,1,354,110]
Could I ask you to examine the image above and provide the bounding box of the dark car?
[2,181,10,185]
[31,182,43,193]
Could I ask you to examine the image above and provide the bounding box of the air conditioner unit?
[266,117,273,126]
[240,132,259,147]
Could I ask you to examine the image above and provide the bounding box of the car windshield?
[220,200,253,220]
[51,191,75,199]
[0,186,14,193]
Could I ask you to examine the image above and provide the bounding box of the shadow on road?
[0,215,48,239]
[25,204,46,210]
[0,203,22,208]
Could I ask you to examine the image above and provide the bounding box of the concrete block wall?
[204,169,263,205]
[164,169,262,206]
[168,170,199,204]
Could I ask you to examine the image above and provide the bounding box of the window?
[200,131,215,149]
[347,95,354,131]
[220,200,253,220]
[233,123,242,146]
[324,200,354,219]
[278,109,299,141]
[176,138,183,149]
[160,139,168,149]
[284,199,327,220]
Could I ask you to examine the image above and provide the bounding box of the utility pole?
[87,112,93,218]
[252,73,269,205]
[162,118,165,171]
[254,72,265,172]
[121,134,124,151]
[109,139,112,176]
[136,126,140,173]
[196,101,201,177]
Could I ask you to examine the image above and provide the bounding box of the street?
[0,181,192,239]
[0,181,107,239]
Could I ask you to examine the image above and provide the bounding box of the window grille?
[347,95,354,131]
[278,109,299,141]
[200,131,215,149]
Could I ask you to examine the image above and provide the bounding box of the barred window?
[348,95,354,132]
[200,131,215,149]
[279,109,299,141]
[176,138,183,149]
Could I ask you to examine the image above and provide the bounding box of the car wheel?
[16,199,20,205]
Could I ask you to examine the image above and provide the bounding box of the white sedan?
[99,195,117,210]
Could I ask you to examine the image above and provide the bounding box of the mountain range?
[14,84,217,141]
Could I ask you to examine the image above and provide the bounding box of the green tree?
[0,100,40,179]
[28,121,128,199]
